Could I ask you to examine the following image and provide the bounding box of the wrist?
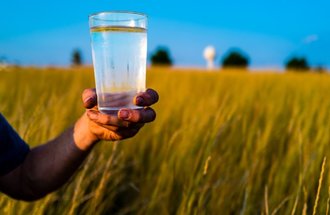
[73,113,99,151]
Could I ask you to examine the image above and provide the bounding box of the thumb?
[82,88,97,109]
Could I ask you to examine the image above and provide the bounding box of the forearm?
[0,114,98,201]
[20,127,91,200]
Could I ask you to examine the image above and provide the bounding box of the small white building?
[203,46,216,70]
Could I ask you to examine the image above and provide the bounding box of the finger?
[118,107,156,123]
[93,122,145,131]
[134,88,159,106]
[82,88,97,109]
[87,110,130,127]
[115,128,140,140]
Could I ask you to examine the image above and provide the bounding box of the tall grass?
[0,67,330,214]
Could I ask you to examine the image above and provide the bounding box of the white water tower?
[203,46,216,69]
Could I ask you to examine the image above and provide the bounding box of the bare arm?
[0,114,97,201]
[0,89,158,201]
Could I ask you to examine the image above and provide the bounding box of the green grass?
[0,67,330,214]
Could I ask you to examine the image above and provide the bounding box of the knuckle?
[113,134,122,141]
[103,132,112,140]
[99,115,112,124]
[116,132,127,140]
[129,110,141,122]
[105,116,114,124]
[109,125,120,132]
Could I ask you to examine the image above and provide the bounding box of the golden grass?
[326,186,330,215]
[313,157,327,215]
[0,67,330,214]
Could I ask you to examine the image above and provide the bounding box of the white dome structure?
[203,46,216,69]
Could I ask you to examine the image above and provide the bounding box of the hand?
[74,88,159,150]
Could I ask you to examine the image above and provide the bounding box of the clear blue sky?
[0,0,329,69]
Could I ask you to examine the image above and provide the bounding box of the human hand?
[74,88,159,150]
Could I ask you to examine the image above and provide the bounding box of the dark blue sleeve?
[0,114,30,176]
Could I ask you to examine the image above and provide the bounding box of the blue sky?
[0,0,329,69]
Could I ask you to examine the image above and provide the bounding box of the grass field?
[0,67,330,214]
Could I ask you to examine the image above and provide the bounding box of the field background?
[0,67,330,214]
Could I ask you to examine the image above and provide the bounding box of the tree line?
[0,47,324,72]
[149,47,326,72]
[66,47,325,72]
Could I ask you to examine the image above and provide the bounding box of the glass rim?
[89,11,147,21]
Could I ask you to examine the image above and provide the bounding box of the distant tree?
[71,49,83,66]
[221,50,249,69]
[150,47,173,66]
[285,57,309,71]
[314,65,326,73]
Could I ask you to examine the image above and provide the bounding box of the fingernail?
[136,96,144,105]
[119,110,130,120]
[88,111,98,120]
[84,97,93,104]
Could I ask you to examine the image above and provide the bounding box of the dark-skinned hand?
[80,88,159,142]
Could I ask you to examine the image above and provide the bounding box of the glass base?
[99,106,143,115]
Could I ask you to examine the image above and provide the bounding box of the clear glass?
[89,11,147,114]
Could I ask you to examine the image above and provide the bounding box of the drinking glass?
[89,11,147,114]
